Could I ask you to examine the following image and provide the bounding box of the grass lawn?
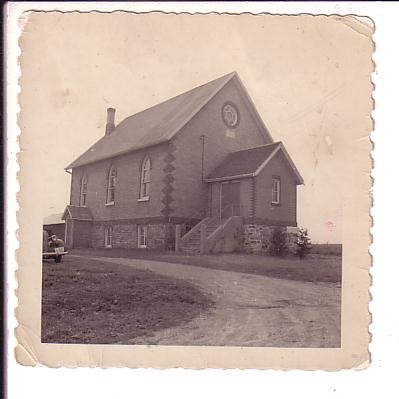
[71,248,342,285]
[41,257,214,344]
[311,243,342,256]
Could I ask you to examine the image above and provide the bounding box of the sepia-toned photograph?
[15,10,373,369]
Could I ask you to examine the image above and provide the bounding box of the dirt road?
[75,255,341,347]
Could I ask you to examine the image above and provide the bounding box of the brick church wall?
[171,79,271,220]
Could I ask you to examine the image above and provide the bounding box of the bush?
[269,227,287,257]
[295,228,313,259]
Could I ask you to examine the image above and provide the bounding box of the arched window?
[106,166,117,204]
[80,174,88,206]
[140,156,151,199]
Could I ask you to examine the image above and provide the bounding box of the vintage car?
[42,230,68,263]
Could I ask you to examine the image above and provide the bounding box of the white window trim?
[137,225,147,248]
[80,175,88,206]
[106,166,117,205]
[139,157,151,199]
[104,227,113,248]
[271,177,281,205]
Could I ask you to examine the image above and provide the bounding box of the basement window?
[104,226,113,248]
[271,177,281,205]
[138,225,147,248]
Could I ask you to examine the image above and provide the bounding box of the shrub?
[295,228,313,259]
[269,227,287,257]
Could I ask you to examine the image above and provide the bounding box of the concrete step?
[185,237,200,243]
[181,249,201,255]
[207,224,222,229]
[182,243,200,248]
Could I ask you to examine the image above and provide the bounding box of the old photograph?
[15,11,373,368]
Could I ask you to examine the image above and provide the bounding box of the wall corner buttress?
[250,176,256,219]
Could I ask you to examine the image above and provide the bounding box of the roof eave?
[232,74,274,143]
[166,72,236,141]
[205,173,254,183]
[253,142,304,185]
[66,72,238,170]
[65,138,169,169]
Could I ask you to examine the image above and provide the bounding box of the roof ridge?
[230,141,281,154]
[115,71,236,130]
[66,71,237,169]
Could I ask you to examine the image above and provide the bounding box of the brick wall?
[254,150,298,226]
[171,79,271,219]
[65,219,73,248]
[72,220,92,248]
[69,78,278,223]
[70,143,168,220]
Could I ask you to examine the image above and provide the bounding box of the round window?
[222,102,240,128]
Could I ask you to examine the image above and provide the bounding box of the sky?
[20,12,373,243]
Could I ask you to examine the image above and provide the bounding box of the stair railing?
[207,203,242,223]
[176,204,244,253]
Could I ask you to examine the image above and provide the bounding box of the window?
[221,102,240,128]
[104,226,113,248]
[137,225,147,248]
[106,166,116,204]
[271,177,281,205]
[80,174,88,206]
[139,157,151,200]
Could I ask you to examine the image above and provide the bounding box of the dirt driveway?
[74,255,341,347]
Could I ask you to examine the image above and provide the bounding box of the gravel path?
[73,255,341,347]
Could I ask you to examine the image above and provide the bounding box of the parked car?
[42,230,68,263]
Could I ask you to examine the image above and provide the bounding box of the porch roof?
[62,205,93,221]
[205,142,304,184]
[43,213,65,225]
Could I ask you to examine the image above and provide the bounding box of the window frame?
[139,156,151,201]
[106,165,117,205]
[80,174,88,206]
[271,176,281,205]
[104,226,113,248]
[137,225,148,248]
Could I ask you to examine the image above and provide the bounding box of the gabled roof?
[205,142,304,185]
[66,71,272,169]
[43,213,65,225]
[62,205,93,221]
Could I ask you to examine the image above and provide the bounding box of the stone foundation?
[91,222,176,250]
[243,224,298,254]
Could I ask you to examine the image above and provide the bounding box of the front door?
[220,181,241,218]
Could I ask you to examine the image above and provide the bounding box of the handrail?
[179,207,207,229]
[204,215,243,253]
[207,203,243,223]
[177,203,244,252]
[180,217,210,244]
[180,203,236,246]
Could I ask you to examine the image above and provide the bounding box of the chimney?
[105,107,116,135]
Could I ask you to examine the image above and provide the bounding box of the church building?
[63,72,303,253]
